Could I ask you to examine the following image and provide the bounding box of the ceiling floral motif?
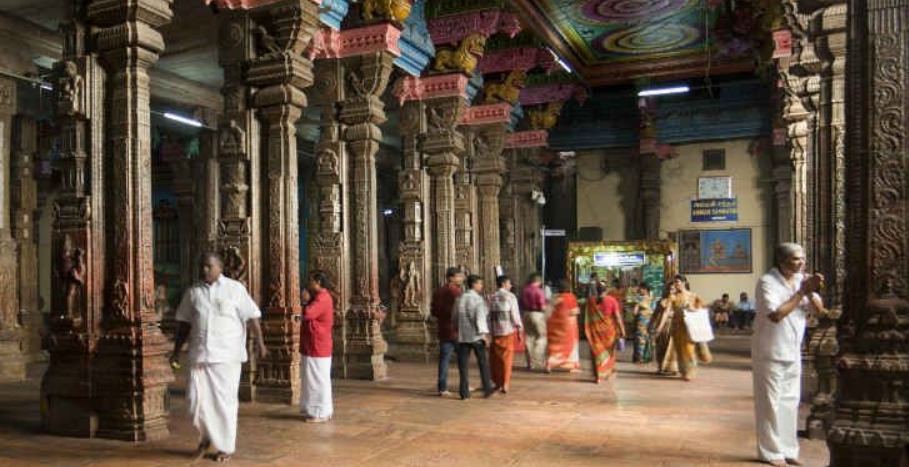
[515,0,776,85]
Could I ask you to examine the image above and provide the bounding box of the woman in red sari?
[545,281,580,372]
[586,288,626,383]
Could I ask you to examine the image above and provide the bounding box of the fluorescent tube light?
[637,85,690,97]
[164,112,203,127]
[547,48,573,74]
[40,83,53,91]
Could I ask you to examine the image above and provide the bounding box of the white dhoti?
[522,311,547,370]
[753,359,801,462]
[300,356,333,419]
[188,362,242,455]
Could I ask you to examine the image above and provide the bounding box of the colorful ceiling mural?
[514,0,774,86]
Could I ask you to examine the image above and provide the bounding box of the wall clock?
[698,176,732,199]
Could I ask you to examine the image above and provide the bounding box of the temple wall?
[576,138,775,302]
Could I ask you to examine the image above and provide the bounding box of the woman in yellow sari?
[651,282,678,374]
[545,281,581,372]
[667,275,712,381]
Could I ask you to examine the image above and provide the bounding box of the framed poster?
[679,228,752,274]
[698,176,732,199]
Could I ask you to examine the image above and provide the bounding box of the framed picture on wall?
[679,228,752,274]
[698,176,732,199]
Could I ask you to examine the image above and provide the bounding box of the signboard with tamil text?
[593,251,646,268]
[691,198,738,222]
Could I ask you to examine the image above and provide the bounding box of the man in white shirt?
[452,274,494,400]
[489,275,522,394]
[752,243,826,467]
[171,252,267,464]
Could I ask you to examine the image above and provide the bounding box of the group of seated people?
[710,292,755,330]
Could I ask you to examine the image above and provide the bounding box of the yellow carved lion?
[433,33,487,75]
[362,0,412,23]
[482,69,527,105]
[528,101,564,130]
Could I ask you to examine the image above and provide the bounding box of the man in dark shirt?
[430,267,464,396]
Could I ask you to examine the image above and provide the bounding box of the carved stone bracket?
[505,130,548,149]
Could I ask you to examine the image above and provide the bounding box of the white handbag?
[683,308,715,343]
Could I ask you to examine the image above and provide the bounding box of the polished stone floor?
[0,334,829,467]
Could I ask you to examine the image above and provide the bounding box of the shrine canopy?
[567,240,677,304]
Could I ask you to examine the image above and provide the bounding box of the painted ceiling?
[514,0,772,86]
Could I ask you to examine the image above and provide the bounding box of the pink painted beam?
[205,0,318,9]
[478,47,556,74]
[459,102,513,126]
[427,9,520,46]
[309,23,402,60]
[393,73,470,105]
[519,83,587,106]
[505,130,548,149]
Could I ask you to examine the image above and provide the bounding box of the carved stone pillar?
[89,0,173,440]
[803,2,847,440]
[454,127,478,275]
[424,94,466,286]
[0,77,23,382]
[391,98,431,362]
[499,149,518,279]
[11,115,41,363]
[466,113,508,280]
[340,51,396,380]
[310,57,350,377]
[42,0,105,436]
[771,145,793,245]
[195,129,219,254]
[828,1,909,465]
[512,150,544,281]
[247,0,318,404]
[217,9,261,401]
[637,97,661,241]
[467,104,510,284]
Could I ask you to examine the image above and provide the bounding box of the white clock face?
[698,177,731,199]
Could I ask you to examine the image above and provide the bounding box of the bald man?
[171,252,267,464]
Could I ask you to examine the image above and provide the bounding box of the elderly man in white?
[752,243,827,467]
[171,252,267,464]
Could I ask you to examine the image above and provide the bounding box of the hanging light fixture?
[637,85,690,97]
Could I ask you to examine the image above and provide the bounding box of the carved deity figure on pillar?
[57,236,86,329]
[401,260,420,308]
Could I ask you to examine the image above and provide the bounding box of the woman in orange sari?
[545,281,580,372]
[586,288,626,383]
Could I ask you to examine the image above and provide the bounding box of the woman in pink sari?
[545,281,580,372]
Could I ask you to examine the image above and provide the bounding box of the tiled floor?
[0,335,829,466]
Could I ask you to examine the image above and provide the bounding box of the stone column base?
[0,338,26,382]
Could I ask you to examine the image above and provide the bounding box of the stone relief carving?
[222,245,248,287]
[58,61,83,114]
[254,25,282,57]
[400,260,421,308]
[432,33,486,75]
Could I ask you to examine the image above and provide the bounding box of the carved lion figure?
[433,33,487,75]
[362,0,412,23]
[483,69,526,105]
[528,101,564,130]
